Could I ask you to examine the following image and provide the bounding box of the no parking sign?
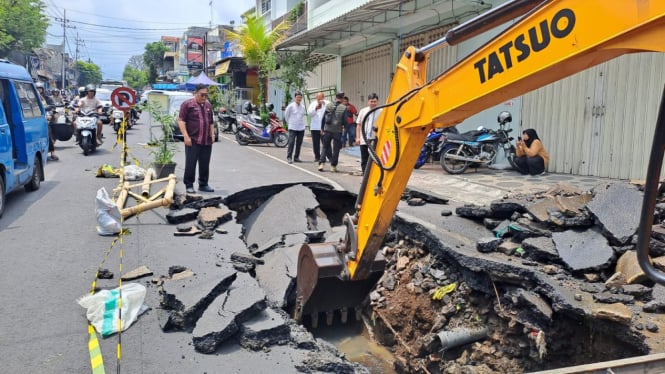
[111,87,136,112]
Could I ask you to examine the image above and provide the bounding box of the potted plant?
[144,101,179,178]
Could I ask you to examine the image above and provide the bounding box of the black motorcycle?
[46,103,75,141]
[218,107,237,134]
[438,111,518,174]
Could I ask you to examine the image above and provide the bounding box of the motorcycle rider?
[76,84,104,146]
[51,89,64,105]
[37,83,59,161]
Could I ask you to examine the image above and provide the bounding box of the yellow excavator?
[294,0,665,326]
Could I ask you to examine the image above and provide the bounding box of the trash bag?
[123,165,146,181]
[95,187,122,236]
[78,283,149,337]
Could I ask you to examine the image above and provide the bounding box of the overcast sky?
[44,0,255,79]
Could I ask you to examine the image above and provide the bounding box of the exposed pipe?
[437,326,489,350]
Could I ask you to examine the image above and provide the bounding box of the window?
[261,0,271,14]
[15,81,42,119]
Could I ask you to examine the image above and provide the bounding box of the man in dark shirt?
[177,84,216,193]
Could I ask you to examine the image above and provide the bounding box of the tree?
[75,60,102,87]
[226,14,290,114]
[123,65,147,90]
[0,0,49,57]
[276,50,317,107]
[143,41,168,84]
[126,55,145,71]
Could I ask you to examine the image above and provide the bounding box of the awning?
[277,0,489,55]
[215,60,231,76]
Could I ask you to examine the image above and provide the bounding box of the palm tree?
[226,14,290,115]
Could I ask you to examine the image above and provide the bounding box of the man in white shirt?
[76,85,104,145]
[283,92,307,163]
[307,91,329,163]
[355,93,382,173]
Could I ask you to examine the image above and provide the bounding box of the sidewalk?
[229,133,622,205]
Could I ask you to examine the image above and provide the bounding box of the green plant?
[144,101,178,165]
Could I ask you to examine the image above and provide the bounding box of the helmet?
[35,82,44,89]
[497,111,512,124]
[85,84,96,92]
[78,86,86,93]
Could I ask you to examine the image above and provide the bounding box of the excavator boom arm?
[349,0,665,280]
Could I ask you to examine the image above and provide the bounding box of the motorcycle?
[439,111,519,174]
[235,102,288,147]
[111,107,136,133]
[46,103,75,141]
[218,107,237,134]
[414,127,459,169]
[75,110,99,155]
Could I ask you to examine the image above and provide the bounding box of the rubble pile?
[370,182,665,372]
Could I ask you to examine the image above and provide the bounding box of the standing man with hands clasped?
[307,91,329,163]
[178,84,216,194]
[284,92,306,163]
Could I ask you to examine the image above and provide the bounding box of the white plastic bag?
[78,283,148,337]
[123,165,146,181]
[95,187,122,236]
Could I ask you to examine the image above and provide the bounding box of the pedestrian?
[514,128,550,176]
[318,92,348,173]
[177,84,216,193]
[283,91,306,163]
[356,93,382,173]
[37,83,59,161]
[307,91,329,163]
[340,96,358,147]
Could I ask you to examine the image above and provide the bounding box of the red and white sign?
[111,87,136,111]
[381,141,392,165]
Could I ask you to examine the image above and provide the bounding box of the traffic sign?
[111,87,136,111]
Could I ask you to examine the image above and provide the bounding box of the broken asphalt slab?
[192,272,267,353]
[587,183,643,244]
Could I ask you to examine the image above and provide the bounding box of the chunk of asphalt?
[587,183,643,244]
[197,206,233,230]
[159,271,237,331]
[249,235,285,257]
[521,237,559,262]
[306,207,332,233]
[192,272,267,354]
[504,287,553,330]
[166,208,199,224]
[403,187,449,204]
[455,204,491,220]
[552,228,614,272]
[254,244,299,308]
[183,195,224,210]
[243,184,321,251]
[489,199,526,219]
[238,307,291,351]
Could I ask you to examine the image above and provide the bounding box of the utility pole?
[54,10,75,89]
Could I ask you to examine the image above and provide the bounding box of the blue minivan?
[0,60,49,218]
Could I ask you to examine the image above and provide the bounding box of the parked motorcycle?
[414,127,459,169]
[235,102,288,147]
[218,107,237,134]
[76,110,99,155]
[439,111,518,174]
[46,103,75,141]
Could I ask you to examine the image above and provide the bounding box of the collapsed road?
[4,119,664,374]
[141,178,665,373]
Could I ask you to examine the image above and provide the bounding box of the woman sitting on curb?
[514,128,549,176]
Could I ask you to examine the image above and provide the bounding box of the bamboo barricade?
[141,168,154,198]
[113,173,177,219]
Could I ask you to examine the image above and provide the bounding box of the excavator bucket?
[293,242,385,327]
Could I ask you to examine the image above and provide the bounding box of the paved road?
[0,118,620,374]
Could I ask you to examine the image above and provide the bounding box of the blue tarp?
[184,73,225,90]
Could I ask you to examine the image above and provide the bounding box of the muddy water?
[313,321,396,373]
